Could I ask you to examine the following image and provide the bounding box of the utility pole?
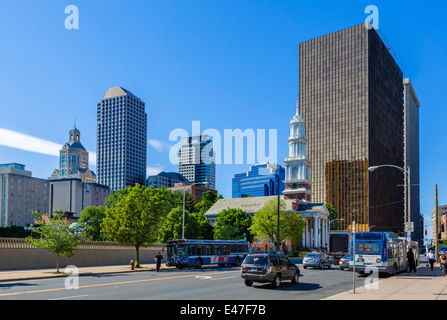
[435,184,439,263]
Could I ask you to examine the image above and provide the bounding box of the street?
[0,264,372,300]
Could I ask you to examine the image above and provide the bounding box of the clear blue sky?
[0,0,445,236]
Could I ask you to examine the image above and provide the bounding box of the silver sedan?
[303,253,332,269]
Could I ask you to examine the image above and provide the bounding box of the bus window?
[223,244,230,254]
[197,244,204,255]
[357,242,379,253]
[231,244,237,253]
[215,244,222,255]
[206,244,213,255]
[188,244,195,255]
[238,244,244,252]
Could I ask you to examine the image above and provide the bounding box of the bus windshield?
[167,244,187,256]
[357,242,380,253]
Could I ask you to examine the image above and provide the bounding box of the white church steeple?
[283,97,312,202]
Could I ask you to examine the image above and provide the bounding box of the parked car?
[338,254,350,271]
[303,252,332,269]
[240,251,300,288]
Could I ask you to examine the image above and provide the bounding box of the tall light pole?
[276,174,280,251]
[368,164,411,234]
[182,182,208,240]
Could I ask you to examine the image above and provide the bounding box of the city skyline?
[0,1,445,237]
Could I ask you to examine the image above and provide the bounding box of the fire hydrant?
[130,260,135,270]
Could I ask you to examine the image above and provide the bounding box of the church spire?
[283,96,312,202]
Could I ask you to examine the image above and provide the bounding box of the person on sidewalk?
[440,250,447,276]
[155,252,163,272]
[427,249,435,271]
[407,247,417,272]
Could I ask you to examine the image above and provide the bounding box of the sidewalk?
[0,263,173,282]
[325,263,447,300]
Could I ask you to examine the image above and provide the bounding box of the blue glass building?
[232,163,285,198]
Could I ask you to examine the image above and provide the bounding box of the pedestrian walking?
[407,247,416,272]
[427,249,435,271]
[440,250,447,277]
[155,252,163,272]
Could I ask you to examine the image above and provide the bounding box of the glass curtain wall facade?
[300,23,404,233]
[96,87,147,191]
[232,163,285,198]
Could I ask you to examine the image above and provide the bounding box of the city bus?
[166,239,249,269]
[349,232,414,276]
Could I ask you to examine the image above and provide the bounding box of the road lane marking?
[49,294,89,300]
[211,276,236,281]
[0,270,239,298]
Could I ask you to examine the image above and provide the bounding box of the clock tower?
[283,98,312,202]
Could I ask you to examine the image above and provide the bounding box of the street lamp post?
[368,164,411,234]
[276,174,280,251]
[182,182,208,240]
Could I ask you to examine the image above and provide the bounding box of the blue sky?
[0,0,445,236]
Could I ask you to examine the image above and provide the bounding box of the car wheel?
[271,274,281,288]
[291,272,299,285]
[244,280,253,287]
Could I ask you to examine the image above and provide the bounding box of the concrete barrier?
[0,238,166,270]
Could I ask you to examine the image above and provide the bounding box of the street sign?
[405,222,414,233]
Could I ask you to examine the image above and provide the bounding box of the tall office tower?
[300,23,405,233]
[232,163,285,198]
[49,126,96,183]
[283,99,312,202]
[403,78,421,243]
[96,86,147,191]
[178,135,215,190]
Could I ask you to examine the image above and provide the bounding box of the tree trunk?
[57,254,60,273]
[135,246,140,268]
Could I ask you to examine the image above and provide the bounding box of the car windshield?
[306,254,320,258]
[244,256,268,266]
[342,255,350,259]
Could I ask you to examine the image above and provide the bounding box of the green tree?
[159,206,201,242]
[250,199,306,247]
[326,204,340,230]
[102,184,165,267]
[79,206,111,241]
[193,212,214,240]
[25,211,82,273]
[214,208,252,242]
[195,191,222,214]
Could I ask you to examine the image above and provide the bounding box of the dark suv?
[240,251,300,288]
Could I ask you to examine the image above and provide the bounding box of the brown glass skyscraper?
[300,23,405,233]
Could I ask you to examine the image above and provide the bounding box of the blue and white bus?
[349,232,416,276]
[166,239,249,269]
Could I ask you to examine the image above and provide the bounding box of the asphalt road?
[0,264,371,301]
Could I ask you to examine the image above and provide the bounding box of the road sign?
[405,222,414,233]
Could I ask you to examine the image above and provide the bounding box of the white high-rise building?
[178,135,215,190]
[96,86,147,191]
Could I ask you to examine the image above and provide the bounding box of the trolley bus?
[166,239,249,269]
[349,232,419,276]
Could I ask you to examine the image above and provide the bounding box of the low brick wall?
[0,238,166,270]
